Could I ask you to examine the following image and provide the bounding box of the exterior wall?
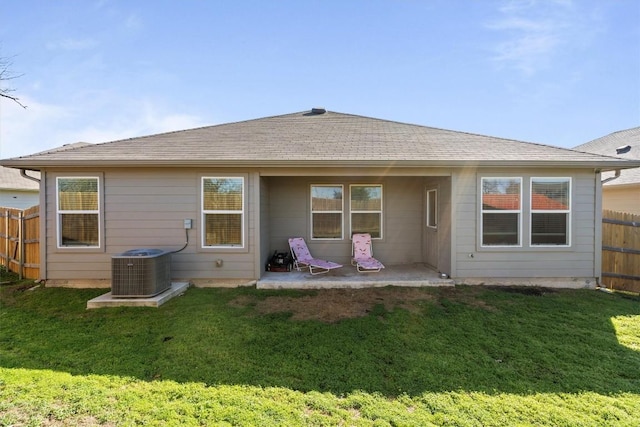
[0,189,39,209]
[602,185,640,215]
[259,176,271,272]
[452,167,598,285]
[266,176,426,267]
[39,165,602,288]
[425,176,452,275]
[43,168,259,285]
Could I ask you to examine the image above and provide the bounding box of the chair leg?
[309,265,329,275]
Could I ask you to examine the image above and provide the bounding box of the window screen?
[57,177,100,247]
[202,177,244,247]
[481,178,521,246]
[531,178,570,246]
[350,185,382,238]
[311,185,343,239]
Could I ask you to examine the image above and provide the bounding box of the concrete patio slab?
[257,263,454,289]
[86,282,190,309]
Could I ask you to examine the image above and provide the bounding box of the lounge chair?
[288,237,343,275]
[351,233,385,273]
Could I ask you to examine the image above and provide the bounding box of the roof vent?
[616,144,631,154]
[311,107,326,115]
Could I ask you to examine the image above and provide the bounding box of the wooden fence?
[0,205,40,280]
[602,209,640,293]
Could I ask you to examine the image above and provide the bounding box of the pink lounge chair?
[288,237,343,275]
[351,233,385,273]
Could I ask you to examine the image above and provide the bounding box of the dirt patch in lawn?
[230,287,440,323]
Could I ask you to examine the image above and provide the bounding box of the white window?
[56,177,100,248]
[350,184,383,238]
[481,177,522,246]
[426,189,437,228]
[311,185,343,239]
[202,177,244,248]
[530,177,571,246]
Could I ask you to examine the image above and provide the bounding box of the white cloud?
[0,95,72,158]
[486,0,593,76]
[0,94,206,159]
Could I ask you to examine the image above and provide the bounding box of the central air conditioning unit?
[111,248,172,298]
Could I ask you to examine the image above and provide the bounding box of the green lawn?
[1,271,639,426]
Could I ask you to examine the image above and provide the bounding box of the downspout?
[20,169,41,183]
[601,169,621,184]
[594,170,603,287]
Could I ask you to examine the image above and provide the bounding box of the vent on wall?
[111,248,172,298]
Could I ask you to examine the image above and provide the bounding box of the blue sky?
[1,0,638,159]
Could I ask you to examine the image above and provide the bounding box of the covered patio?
[257,263,454,289]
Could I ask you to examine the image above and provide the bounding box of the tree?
[0,55,26,108]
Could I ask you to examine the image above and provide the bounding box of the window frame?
[310,184,344,240]
[529,177,571,247]
[349,184,383,239]
[480,177,523,248]
[426,188,437,229]
[201,176,245,249]
[56,176,101,249]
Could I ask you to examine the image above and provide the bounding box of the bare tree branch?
[0,55,27,109]
[0,92,27,109]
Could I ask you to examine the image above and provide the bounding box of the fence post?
[4,209,8,272]
[19,210,24,280]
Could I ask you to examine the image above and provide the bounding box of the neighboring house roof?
[574,127,640,186]
[0,166,39,191]
[2,110,639,171]
[483,194,568,211]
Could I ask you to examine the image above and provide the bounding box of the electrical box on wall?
[184,219,192,229]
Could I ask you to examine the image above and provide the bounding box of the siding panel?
[44,168,258,282]
[453,168,598,280]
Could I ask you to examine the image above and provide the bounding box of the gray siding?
[259,176,271,273]
[424,176,452,275]
[452,168,598,279]
[40,165,601,286]
[44,168,259,282]
[266,176,426,266]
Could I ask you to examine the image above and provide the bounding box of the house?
[0,166,40,209]
[574,127,640,215]
[1,109,638,289]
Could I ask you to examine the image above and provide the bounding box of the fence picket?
[0,205,40,280]
[602,209,640,293]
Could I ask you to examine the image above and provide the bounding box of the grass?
[1,269,639,426]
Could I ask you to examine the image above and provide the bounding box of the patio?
[257,263,454,289]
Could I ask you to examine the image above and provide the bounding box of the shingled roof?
[2,110,638,170]
[0,166,39,191]
[574,127,640,186]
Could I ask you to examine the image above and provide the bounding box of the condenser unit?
[111,249,171,298]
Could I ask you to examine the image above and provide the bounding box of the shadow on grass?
[1,284,639,397]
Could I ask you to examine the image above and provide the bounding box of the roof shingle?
[2,111,638,170]
[574,127,640,186]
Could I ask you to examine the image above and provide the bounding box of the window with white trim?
[311,185,343,239]
[202,177,244,248]
[530,177,571,246]
[57,177,100,248]
[426,189,437,228]
[350,184,382,238]
[481,177,521,246]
